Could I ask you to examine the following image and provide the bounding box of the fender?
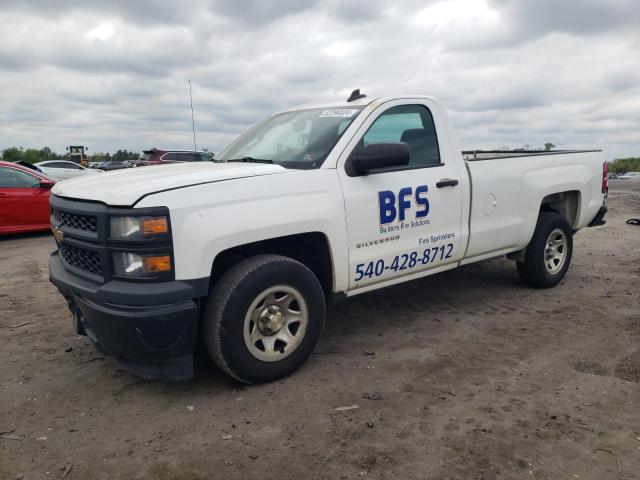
[136,169,351,292]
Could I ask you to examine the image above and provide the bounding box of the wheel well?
[540,191,580,228]
[210,232,334,296]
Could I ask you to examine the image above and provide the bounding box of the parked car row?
[1,148,215,235]
[614,171,640,180]
[138,148,213,165]
[88,149,214,170]
[0,157,129,234]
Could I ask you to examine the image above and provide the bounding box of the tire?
[517,212,573,288]
[203,254,326,384]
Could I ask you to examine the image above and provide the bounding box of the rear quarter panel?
[464,151,605,260]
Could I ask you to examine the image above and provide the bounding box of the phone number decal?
[354,243,454,281]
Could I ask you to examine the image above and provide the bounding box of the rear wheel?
[517,212,573,288]
[203,255,325,384]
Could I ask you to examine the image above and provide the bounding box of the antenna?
[347,88,366,102]
[189,80,197,152]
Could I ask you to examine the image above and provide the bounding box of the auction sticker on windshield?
[318,109,359,118]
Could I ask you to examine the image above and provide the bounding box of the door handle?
[436,179,459,188]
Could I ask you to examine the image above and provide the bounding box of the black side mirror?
[348,142,410,176]
[39,180,54,189]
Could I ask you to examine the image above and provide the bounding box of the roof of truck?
[288,95,378,111]
[284,94,440,114]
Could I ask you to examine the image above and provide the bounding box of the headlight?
[112,252,172,277]
[110,215,169,240]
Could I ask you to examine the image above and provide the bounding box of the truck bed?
[462,149,602,161]
[461,149,605,263]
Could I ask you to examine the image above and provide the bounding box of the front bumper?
[50,251,201,381]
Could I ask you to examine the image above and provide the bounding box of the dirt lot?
[1,181,639,480]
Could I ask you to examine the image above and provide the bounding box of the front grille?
[59,243,103,276]
[51,195,172,284]
[53,209,97,232]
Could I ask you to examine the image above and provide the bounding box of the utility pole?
[189,80,197,152]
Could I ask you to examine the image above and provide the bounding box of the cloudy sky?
[1,0,638,159]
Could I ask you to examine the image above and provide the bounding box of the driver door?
[337,99,466,290]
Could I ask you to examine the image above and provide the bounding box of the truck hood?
[52,162,289,206]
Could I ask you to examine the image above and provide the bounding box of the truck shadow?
[179,257,525,390]
[322,257,523,345]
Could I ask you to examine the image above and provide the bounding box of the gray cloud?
[0,0,200,25]
[207,0,320,24]
[489,0,640,37]
[0,0,638,159]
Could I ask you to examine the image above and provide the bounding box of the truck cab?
[49,92,607,383]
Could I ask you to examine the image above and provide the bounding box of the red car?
[0,160,55,235]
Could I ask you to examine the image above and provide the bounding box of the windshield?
[215,107,364,169]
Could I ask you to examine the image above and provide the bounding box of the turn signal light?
[142,218,169,235]
[143,255,172,273]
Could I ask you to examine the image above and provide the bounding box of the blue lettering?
[415,185,429,218]
[398,187,412,221]
[378,190,396,224]
[378,185,429,223]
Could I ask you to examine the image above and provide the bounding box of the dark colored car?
[0,160,55,235]
[100,161,137,171]
[138,148,212,166]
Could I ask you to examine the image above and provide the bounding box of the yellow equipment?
[67,146,88,167]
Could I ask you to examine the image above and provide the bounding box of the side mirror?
[348,142,410,176]
[39,180,54,189]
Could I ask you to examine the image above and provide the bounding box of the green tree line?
[1,147,60,163]
[608,157,640,174]
[1,147,140,164]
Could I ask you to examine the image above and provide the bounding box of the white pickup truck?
[49,91,608,383]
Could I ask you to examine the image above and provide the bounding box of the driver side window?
[0,167,40,188]
[46,162,65,169]
[362,104,441,167]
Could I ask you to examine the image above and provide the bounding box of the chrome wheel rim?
[544,228,568,275]
[243,285,308,362]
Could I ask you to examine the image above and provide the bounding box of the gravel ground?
[1,180,639,480]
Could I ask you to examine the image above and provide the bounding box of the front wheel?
[517,212,573,288]
[203,255,326,384]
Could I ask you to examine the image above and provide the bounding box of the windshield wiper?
[227,157,274,164]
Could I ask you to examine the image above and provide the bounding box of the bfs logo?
[378,185,429,225]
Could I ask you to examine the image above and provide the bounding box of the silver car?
[617,171,640,180]
[35,160,102,181]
